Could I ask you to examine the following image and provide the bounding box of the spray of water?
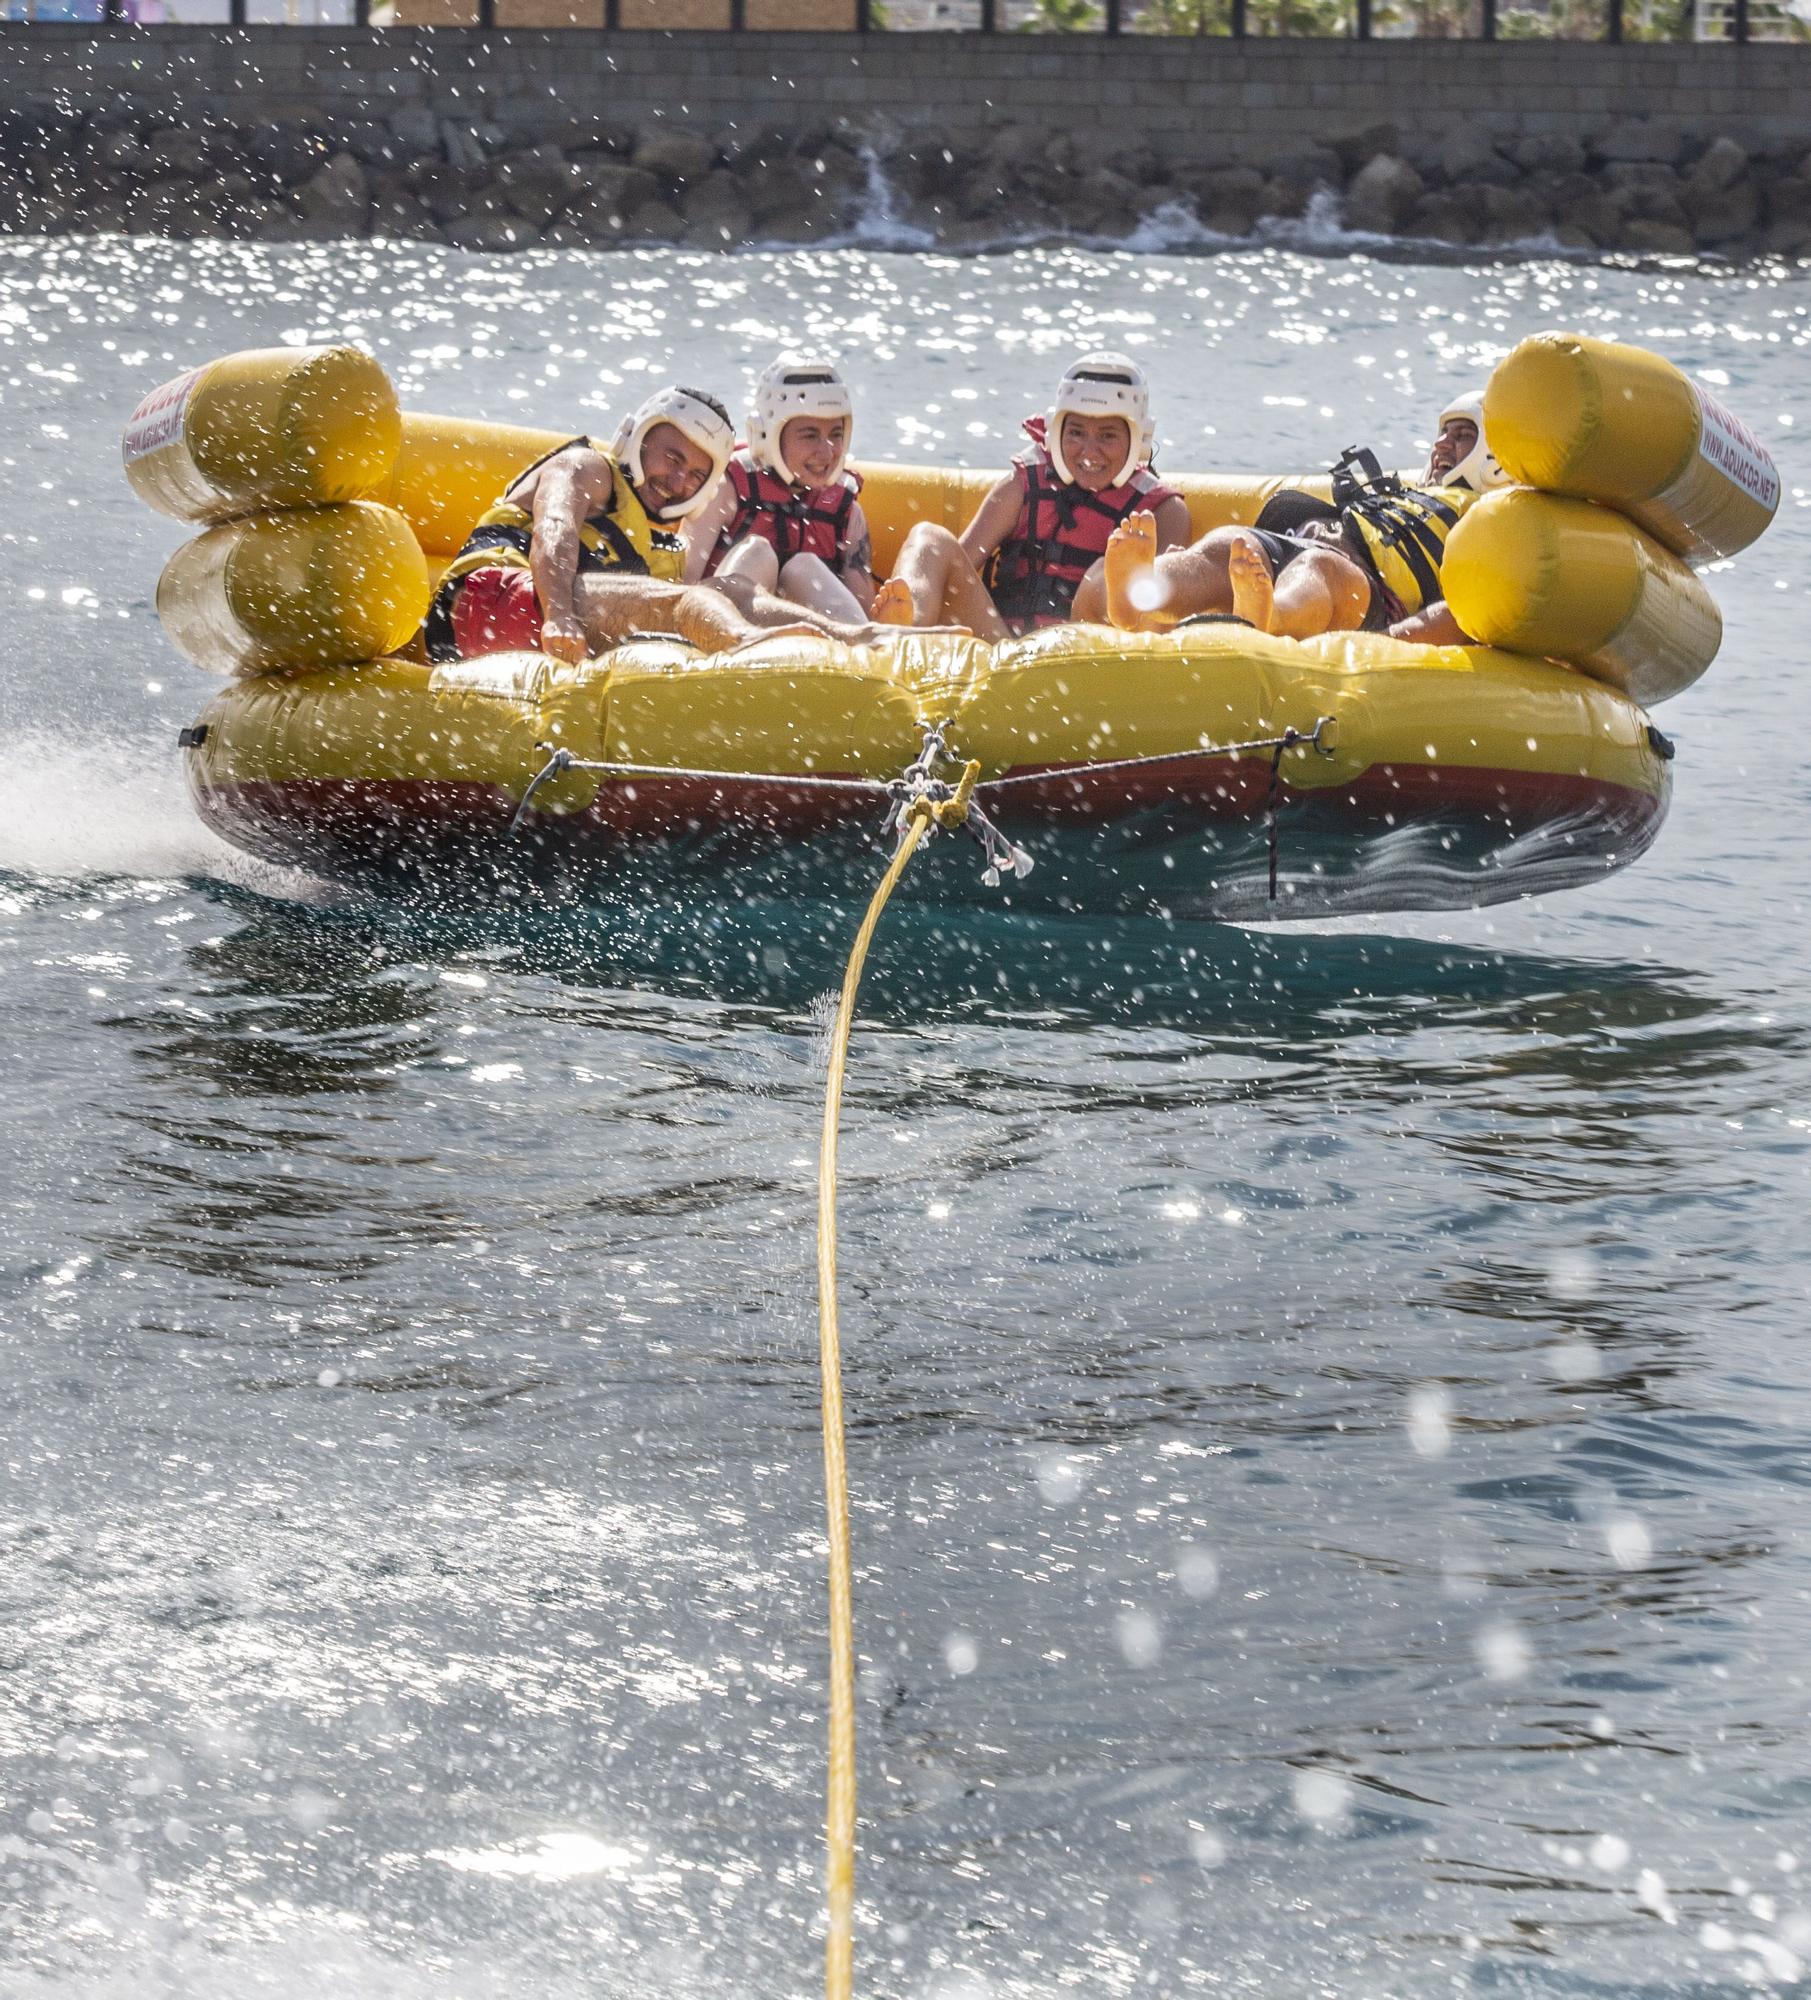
[0,731,317,899]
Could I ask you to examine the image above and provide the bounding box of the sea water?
[2,234,1809,1998]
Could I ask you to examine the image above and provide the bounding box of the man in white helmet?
[1104,389,1507,642]
[683,354,880,625]
[423,384,897,664]
[871,352,1191,639]
[1425,391,1504,495]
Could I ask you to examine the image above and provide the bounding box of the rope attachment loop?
[883,721,1034,886]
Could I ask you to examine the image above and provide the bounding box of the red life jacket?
[987,415,1180,633]
[706,450,863,578]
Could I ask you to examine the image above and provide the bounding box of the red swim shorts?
[450,565,544,658]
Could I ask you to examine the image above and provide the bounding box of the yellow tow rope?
[816,763,979,2000]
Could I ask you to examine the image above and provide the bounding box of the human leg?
[777,552,869,623]
[1106,521,1241,633]
[714,538,781,594]
[1226,532,1277,633]
[574,574,774,655]
[1070,558,1110,625]
[575,572,947,657]
[874,523,1010,641]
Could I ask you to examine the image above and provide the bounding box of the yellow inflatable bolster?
[123,346,400,524]
[189,653,616,812]
[156,501,432,677]
[1485,332,1779,562]
[1441,488,1721,707]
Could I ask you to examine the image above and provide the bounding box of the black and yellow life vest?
[424,438,683,661]
[1331,448,1479,616]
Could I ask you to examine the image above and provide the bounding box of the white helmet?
[1434,390,1509,493]
[747,354,854,486]
[1046,352,1154,489]
[612,384,736,520]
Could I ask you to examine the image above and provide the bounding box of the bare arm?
[680,478,738,584]
[1389,600,1472,646]
[1152,493,1193,555]
[958,473,1026,569]
[531,452,615,663]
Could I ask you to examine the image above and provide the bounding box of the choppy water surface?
[3,236,1810,1999]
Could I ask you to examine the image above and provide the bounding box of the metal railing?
[1,0,1794,42]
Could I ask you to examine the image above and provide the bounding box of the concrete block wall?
[3,26,1809,154]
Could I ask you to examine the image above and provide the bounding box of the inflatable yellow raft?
[125,335,1777,921]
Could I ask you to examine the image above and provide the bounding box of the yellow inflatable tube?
[123,347,400,524]
[1485,332,1780,562]
[156,502,432,677]
[180,621,1672,920]
[1441,490,1722,706]
[181,628,1666,818]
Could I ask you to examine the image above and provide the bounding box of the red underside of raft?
[191,755,1666,886]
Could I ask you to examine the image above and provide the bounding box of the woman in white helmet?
[871,352,1191,640]
[682,355,879,624]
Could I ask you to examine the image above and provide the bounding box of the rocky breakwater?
[0,100,875,250]
[2,95,1808,261]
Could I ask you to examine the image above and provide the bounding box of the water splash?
[0,730,316,896]
[846,144,936,253]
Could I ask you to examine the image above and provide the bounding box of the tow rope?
[507,712,1339,1996]
[815,729,986,2000]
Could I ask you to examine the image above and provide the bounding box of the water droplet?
[1190,1826,1227,1869]
[1548,1247,1598,1299]
[1031,1452,1082,1506]
[1636,1866,1677,1924]
[1176,1547,1219,1600]
[1116,1610,1161,1668]
[1407,1385,1451,1459]
[1292,1768,1352,1831]
[1476,1621,1530,1683]
[1606,1516,1652,1571]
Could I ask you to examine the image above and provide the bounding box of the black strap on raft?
[1330,445,1398,511]
[177,724,208,749]
[423,587,461,664]
[1329,445,1459,612]
[1647,725,1677,762]
[1267,737,1289,903]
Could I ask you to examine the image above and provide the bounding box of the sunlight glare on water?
[2,232,1811,1998]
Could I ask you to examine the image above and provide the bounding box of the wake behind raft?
[125,334,1779,922]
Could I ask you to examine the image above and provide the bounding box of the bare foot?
[870,577,915,627]
[1104,511,1160,631]
[1226,532,1276,635]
